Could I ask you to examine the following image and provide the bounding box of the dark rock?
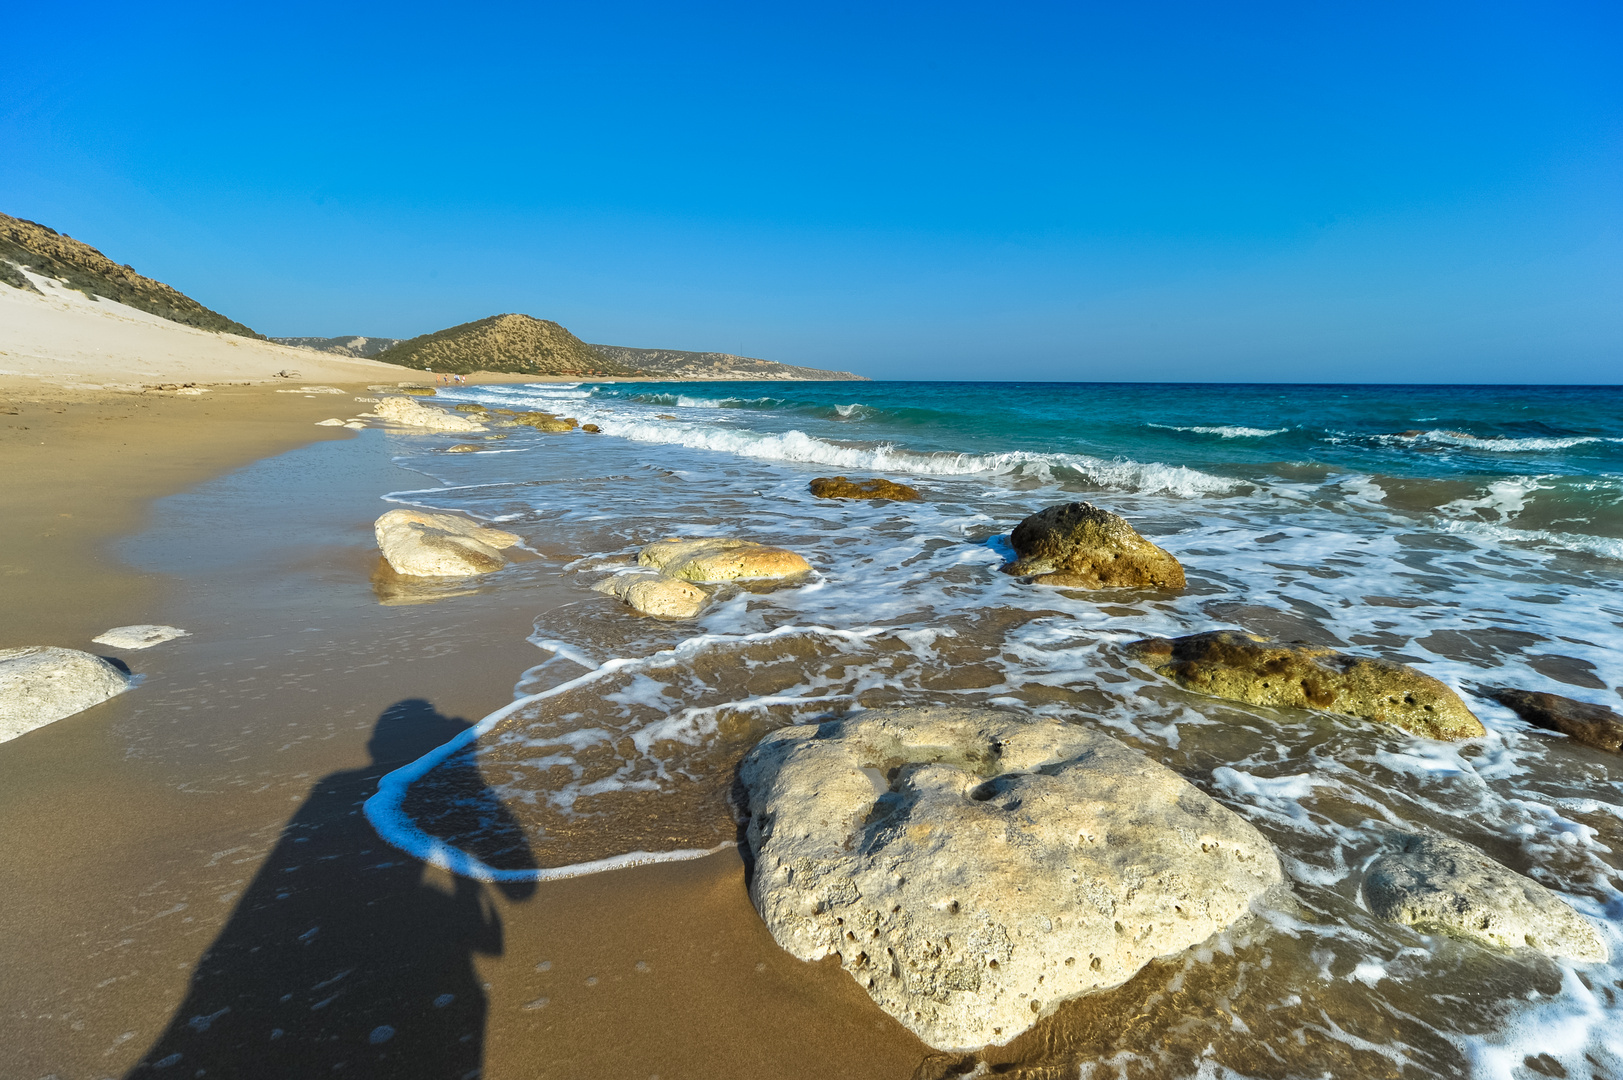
[1483,687,1623,753]
[808,475,921,501]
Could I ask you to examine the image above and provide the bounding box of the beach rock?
[314,418,346,427]
[1125,631,1484,740]
[453,403,488,413]
[1362,833,1607,962]
[738,706,1284,1051]
[508,411,577,433]
[92,625,188,650]
[1483,687,1623,753]
[0,647,132,742]
[373,509,521,577]
[372,396,486,432]
[581,423,601,433]
[809,476,921,501]
[592,573,711,619]
[637,537,811,582]
[1003,502,1185,589]
[398,385,436,396]
[445,443,481,454]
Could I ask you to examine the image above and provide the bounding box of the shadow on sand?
[128,699,536,1079]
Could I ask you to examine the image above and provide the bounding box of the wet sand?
[0,383,928,1079]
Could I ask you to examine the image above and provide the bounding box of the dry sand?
[0,358,929,1075]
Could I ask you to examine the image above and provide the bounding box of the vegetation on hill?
[587,344,865,381]
[372,314,640,376]
[271,335,403,358]
[0,212,262,338]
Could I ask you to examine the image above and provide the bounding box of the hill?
[371,314,637,377]
[271,335,403,358]
[586,344,864,381]
[0,212,261,338]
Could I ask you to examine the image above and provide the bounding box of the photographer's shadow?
[129,699,536,1078]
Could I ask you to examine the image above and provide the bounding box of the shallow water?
[367,381,1623,1078]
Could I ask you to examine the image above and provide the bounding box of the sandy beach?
[0,377,931,1078]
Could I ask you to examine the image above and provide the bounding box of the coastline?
[0,382,927,1079]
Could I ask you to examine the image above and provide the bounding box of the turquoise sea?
[365,380,1622,1077]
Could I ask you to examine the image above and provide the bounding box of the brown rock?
[445,443,481,453]
[1125,630,1485,740]
[808,475,921,501]
[1004,502,1185,589]
[1483,687,1623,753]
[581,423,601,433]
[508,411,578,433]
[453,403,488,413]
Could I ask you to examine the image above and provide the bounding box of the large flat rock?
[738,706,1283,1050]
[637,537,810,582]
[1363,833,1607,962]
[1126,630,1484,740]
[0,646,132,742]
[372,396,486,432]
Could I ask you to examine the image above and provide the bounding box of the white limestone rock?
[592,573,711,619]
[738,706,1284,1051]
[92,625,189,650]
[1362,833,1608,962]
[637,536,810,582]
[374,509,521,577]
[372,396,486,432]
[0,647,132,742]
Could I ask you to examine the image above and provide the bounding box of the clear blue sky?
[4,2,1619,381]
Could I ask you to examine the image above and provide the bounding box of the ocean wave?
[1149,423,1288,438]
[1406,430,1616,452]
[593,417,1240,496]
[1440,517,1623,562]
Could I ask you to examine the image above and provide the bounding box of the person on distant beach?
[127,700,536,1080]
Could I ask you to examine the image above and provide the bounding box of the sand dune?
[0,269,409,389]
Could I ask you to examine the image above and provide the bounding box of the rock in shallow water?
[1483,686,1623,753]
[809,476,921,501]
[92,624,188,650]
[738,706,1284,1051]
[0,647,132,742]
[1126,630,1484,740]
[1362,833,1607,962]
[374,509,521,577]
[637,537,810,582]
[592,573,711,619]
[372,396,485,432]
[1003,502,1185,589]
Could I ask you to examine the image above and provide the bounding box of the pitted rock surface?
[1003,502,1184,589]
[638,537,810,582]
[738,706,1283,1050]
[0,646,132,742]
[374,509,521,577]
[1363,833,1607,962]
[1126,630,1484,740]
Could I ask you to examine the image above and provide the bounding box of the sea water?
[364,381,1623,1077]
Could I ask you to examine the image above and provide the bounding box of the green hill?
[0,212,261,338]
[372,314,638,376]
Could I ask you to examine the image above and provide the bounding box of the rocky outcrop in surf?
[1003,502,1185,589]
[503,411,578,433]
[1125,631,1484,740]
[809,476,921,501]
[0,646,132,742]
[374,509,520,577]
[637,537,811,582]
[1362,833,1607,962]
[372,396,486,432]
[592,573,711,619]
[737,706,1284,1051]
[1483,687,1623,753]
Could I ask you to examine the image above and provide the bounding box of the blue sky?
[4,1,1619,381]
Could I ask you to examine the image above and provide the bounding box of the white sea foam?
[1149,423,1289,438]
[1416,431,1616,452]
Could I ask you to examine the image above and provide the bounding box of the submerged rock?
[638,537,810,582]
[592,573,711,619]
[445,443,482,454]
[1483,686,1623,753]
[809,476,921,501]
[0,647,132,742]
[738,706,1284,1051]
[507,412,578,433]
[1363,833,1607,962]
[92,625,188,650]
[374,509,521,577]
[1126,630,1484,740]
[1003,502,1185,589]
[372,396,486,432]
